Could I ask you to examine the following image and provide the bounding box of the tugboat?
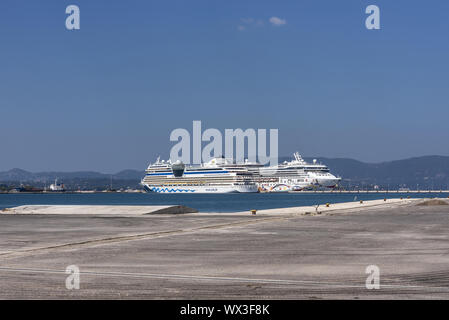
[49,178,66,192]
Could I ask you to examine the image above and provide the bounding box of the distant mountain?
[113,170,146,180]
[0,169,144,181]
[299,155,449,189]
[0,168,31,181]
[1,155,449,190]
[0,169,145,190]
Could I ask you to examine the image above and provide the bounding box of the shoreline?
[1,198,433,216]
[199,198,423,216]
[2,194,448,214]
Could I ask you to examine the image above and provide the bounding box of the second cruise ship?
[141,157,258,193]
[255,152,341,192]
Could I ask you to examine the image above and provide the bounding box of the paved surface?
[234,198,412,215]
[1,199,449,299]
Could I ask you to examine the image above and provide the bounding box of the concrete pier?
[0,198,449,299]
[1,205,198,215]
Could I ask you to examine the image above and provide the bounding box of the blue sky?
[1,0,448,172]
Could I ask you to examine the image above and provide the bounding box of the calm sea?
[1,192,448,213]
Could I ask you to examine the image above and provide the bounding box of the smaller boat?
[49,178,66,192]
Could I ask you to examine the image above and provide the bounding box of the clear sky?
[1,0,448,172]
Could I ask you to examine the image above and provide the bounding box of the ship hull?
[257,182,313,192]
[143,184,258,194]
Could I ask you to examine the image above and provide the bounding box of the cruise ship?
[141,152,340,194]
[141,157,258,193]
[236,152,341,192]
[277,152,341,189]
[290,152,341,188]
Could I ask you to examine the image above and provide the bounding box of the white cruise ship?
[141,157,258,193]
[291,152,341,189]
[237,152,341,192]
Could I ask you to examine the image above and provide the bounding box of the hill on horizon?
[300,155,449,189]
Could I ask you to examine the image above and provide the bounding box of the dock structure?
[289,190,449,193]
[2,205,198,216]
[0,198,449,299]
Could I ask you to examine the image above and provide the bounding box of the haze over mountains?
[0,169,144,190]
[0,169,144,182]
[301,155,449,189]
[1,155,449,190]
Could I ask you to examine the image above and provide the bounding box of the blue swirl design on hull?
[150,187,195,193]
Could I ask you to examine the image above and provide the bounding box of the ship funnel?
[171,160,185,177]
